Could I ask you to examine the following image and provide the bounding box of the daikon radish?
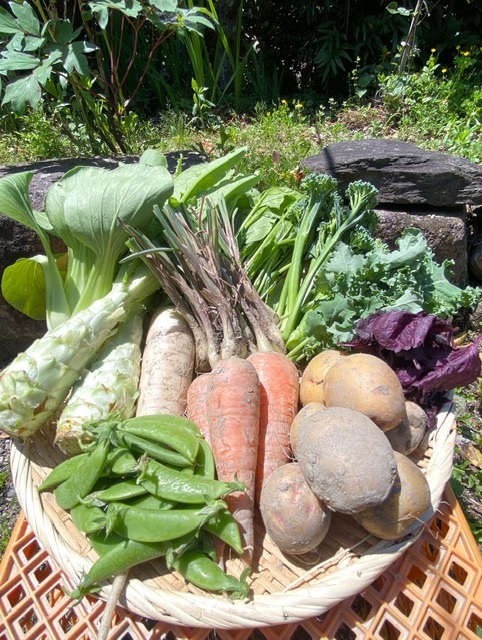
[136,307,195,416]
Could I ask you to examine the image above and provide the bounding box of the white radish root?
[136,307,195,416]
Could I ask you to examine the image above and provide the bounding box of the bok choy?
[0,152,173,329]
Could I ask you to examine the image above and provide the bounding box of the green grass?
[452,384,482,549]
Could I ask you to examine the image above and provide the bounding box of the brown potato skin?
[354,451,431,540]
[322,353,406,432]
[260,462,331,555]
[386,401,428,455]
[296,407,397,515]
[299,350,347,406]
[290,402,326,459]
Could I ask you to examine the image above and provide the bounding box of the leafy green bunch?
[237,172,480,363]
[288,228,480,360]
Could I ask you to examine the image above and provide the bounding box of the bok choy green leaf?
[0,158,174,329]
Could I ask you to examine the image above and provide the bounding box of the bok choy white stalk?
[0,263,158,440]
[53,306,145,456]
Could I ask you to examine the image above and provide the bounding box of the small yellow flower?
[431,48,436,53]
[281,99,287,105]
[463,50,470,56]
[266,111,271,116]
[442,68,447,73]
[295,102,303,109]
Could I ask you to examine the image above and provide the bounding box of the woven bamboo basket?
[9,396,456,630]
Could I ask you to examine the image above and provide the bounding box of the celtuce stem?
[54,307,145,456]
[0,265,158,439]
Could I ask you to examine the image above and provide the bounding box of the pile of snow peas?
[39,414,250,601]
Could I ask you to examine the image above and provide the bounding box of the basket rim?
[10,397,456,629]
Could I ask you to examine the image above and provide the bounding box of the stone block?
[302,139,482,207]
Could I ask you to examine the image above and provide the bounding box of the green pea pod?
[86,478,148,504]
[122,414,201,437]
[128,492,178,511]
[138,459,245,504]
[172,550,250,598]
[117,432,193,468]
[70,503,109,534]
[38,453,90,493]
[87,530,128,556]
[118,416,200,463]
[105,447,138,476]
[66,536,174,601]
[54,439,110,510]
[203,509,244,556]
[107,499,227,543]
[193,438,216,479]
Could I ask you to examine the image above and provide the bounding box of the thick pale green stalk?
[54,307,145,456]
[0,265,158,439]
[281,194,375,343]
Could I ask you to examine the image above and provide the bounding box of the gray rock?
[302,139,482,207]
[0,152,205,362]
[0,216,53,360]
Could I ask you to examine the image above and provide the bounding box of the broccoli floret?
[300,172,338,200]
[345,180,378,212]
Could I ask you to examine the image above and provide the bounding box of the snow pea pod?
[119,416,200,463]
[117,431,193,468]
[38,453,90,493]
[105,447,138,476]
[128,493,177,511]
[86,478,148,503]
[88,530,127,556]
[122,414,201,436]
[54,439,110,510]
[138,459,245,504]
[172,550,250,598]
[203,509,244,555]
[70,503,109,534]
[193,438,216,479]
[67,536,173,601]
[107,499,227,542]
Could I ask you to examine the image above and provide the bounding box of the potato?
[322,353,406,431]
[386,401,428,455]
[296,407,397,514]
[260,462,331,555]
[290,402,326,459]
[354,451,431,540]
[299,349,347,406]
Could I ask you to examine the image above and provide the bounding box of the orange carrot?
[206,357,260,563]
[247,352,300,504]
[186,373,211,445]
